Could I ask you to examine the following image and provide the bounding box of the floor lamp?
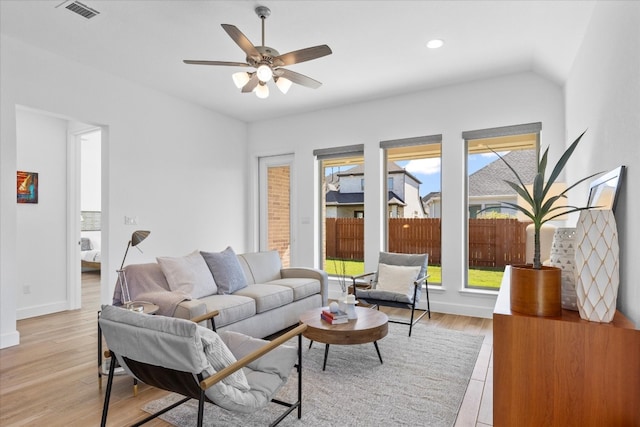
[117,230,150,309]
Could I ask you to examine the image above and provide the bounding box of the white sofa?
[115,249,328,339]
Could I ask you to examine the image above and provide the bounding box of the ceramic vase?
[574,210,619,323]
[549,227,578,311]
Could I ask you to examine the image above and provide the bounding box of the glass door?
[259,155,293,267]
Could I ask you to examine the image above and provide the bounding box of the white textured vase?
[574,210,619,323]
[549,227,578,310]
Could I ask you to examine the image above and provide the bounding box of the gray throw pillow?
[80,237,93,251]
[201,247,248,295]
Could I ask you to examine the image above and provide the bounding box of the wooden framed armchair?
[98,304,306,427]
[352,252,430,336]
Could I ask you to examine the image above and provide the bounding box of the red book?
[322,309,348,320]
[321,312,348,324]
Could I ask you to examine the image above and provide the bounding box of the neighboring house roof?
[326,191,406,206]
[337,162,422,184]
[421,191,441,204]
[468,150,536,197]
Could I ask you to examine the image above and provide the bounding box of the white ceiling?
[0,0,596,123]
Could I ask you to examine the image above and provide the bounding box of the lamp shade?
[232,71,251,89]
[119,230,151,270]
[276,77,292,94]
[255,83,269,99]
[131,230,150,247]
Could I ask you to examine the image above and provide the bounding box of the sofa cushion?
[197,294,256,328]
[157,251,217,299]
[232,284,293,314]
[201,247,248,295]
[268,278,321,302]
[237,251,282,285]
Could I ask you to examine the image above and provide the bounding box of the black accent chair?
[352,252,430,336]
[99,305,306,427]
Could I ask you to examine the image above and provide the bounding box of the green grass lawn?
[325,259,503,289]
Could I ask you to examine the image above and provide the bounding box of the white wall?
[0,35,248,348]
[16,109,69,317]
[248,71,566,318]
[81,130,101,211]
[565,1,640,326]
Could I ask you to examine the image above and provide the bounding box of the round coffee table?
[299,306,388,370]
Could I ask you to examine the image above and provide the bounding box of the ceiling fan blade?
[276,68,322,89]
[273,45,332,67]
[221,24,262,62]
[183,60,251,67]
[241,74,259,93]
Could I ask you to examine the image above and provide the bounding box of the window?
[381,135,442,286]
[314,145,365,277]
[463,123,540,290]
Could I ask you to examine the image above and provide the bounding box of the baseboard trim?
[17,301,69,320]
[1,330,20,349]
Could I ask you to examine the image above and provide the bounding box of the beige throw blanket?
[112,263,190,316]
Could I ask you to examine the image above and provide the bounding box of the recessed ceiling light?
[427,39,444,49]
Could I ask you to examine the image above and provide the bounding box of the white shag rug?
[143,322,484,426]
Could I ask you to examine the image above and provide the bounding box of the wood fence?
[326,217,530,268]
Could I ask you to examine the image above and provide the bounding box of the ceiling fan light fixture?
[275,77,292,94]
[255,82,269,99]
[256,64,273,82]
[232,71,251,88]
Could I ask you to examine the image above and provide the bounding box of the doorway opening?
[79,129,102,300]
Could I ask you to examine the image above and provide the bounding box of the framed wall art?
[17,171,38,204]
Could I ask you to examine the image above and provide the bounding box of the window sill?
[458,288,499,297]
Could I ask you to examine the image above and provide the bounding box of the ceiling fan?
[183,6,332,99]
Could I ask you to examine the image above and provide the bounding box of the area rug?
[142,323,484,426]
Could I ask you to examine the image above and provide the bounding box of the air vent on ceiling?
[57,1,100,19]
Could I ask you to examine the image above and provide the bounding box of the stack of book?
[321,308,348,324]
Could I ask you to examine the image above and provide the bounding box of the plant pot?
[510,264,562,317]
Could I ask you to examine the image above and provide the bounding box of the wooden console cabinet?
[493,267,640,426]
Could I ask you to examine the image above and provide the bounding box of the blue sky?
[400,153,500,197]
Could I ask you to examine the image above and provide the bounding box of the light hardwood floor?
[0,273,493,426]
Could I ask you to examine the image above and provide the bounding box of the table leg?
[373,341,383,364]
[323,344,330,371]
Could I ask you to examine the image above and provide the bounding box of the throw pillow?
[199,327,250,391]
[80,237,93,251]
[201,247,248,295]
[157,250,217,298]
[376,263,421,295]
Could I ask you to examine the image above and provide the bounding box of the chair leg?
[297,333,302,419]
[197,390,205,427]
[100,352,117,427]
[409,304,416,337]
[425,283,431,319]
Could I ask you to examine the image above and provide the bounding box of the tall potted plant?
[490,130,600,316]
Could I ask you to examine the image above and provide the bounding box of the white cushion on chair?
[376,263,421,295]
[199,327,250,391]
